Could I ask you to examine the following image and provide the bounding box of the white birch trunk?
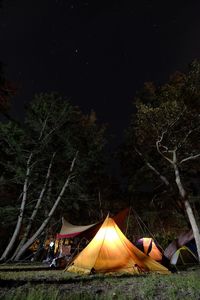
[0,153,32,262]
[139,143,200,262]
[173,163,200,262]
[11,153,55,260]
[14,152,78,261]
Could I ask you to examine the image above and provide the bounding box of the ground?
[0,265,200,299]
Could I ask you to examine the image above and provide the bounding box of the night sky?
[1,0,200,143]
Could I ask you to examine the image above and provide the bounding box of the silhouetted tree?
[120,61,200,261]
[0,93,108,261]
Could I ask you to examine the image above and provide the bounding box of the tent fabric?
[170,246,198,266]
[164,230,194,260]
[164,240,178,261]
[136,237,163,262]
[66,216,170,275]
[185,239,198,257]
[177,230,193,246]
[56,207,130,239]
[56,218,97,239]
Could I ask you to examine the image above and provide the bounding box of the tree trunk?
[184,199,200,261]
[11,153,55,261]
[173,163,200,262]
[137,147,200,262]
[0,153,32,262]
[14,152,78,261]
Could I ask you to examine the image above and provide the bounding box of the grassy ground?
[0,265,200,299]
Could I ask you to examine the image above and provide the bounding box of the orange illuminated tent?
[66,216,170,275]
[135,237,163,262]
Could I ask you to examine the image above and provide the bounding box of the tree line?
[0,61,200,262]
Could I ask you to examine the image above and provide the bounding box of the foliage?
[23,93,108,221]
[0,93,108,257]
[119,61,200,218]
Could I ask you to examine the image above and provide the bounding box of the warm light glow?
[50,241,54,247]
[96,226,119,242]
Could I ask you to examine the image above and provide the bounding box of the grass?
[0,265,200,299]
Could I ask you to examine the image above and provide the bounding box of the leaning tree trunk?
[136,147,200,262]
[0,153,32,262]
[11,153,56,261]
[174,163,200,262]
[14,152,78,261]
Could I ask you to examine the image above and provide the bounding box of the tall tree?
[120,61,200,261]
[0,93,108,261]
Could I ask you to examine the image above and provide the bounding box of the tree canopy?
[119,61,200,260]
[120,61,200,208]
[0,92,110,260]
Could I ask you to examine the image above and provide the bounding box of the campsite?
[1,79,200,298]
[0,211,200,299]
[1,1,200,299]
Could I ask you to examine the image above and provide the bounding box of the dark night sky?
[1,0,200,143]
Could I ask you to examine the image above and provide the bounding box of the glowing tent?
[66,216,170,275]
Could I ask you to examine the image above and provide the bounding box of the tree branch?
[167,106,186,129]
[156,131,173,164]
[180,153,200,164]
[135,147,170,186]
[38,117,48,141]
